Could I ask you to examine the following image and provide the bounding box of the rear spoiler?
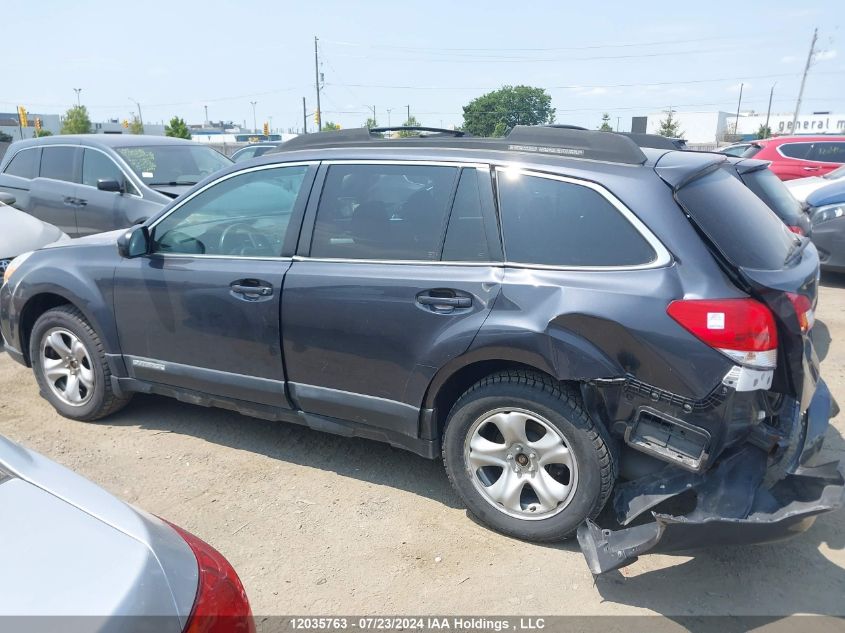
[653,150,727,191]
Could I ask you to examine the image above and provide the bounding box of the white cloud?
[815,49,838,62]
[781,55,797,64]
[572,86,609,97]
[726,82,749,93]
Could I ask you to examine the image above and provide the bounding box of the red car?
[735,135,845,181]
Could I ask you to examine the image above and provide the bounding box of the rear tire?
[442,370,615,542]
[29,305,131,421]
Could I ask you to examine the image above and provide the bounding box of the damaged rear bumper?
[577,379,845,574]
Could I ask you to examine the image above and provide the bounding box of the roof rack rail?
[275,124,648,166]
[371,126,467,137]
[505,126,647,165]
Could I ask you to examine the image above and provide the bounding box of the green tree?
[0,131,13,142]
[756,123,771,139]
[656,108,684,138]
[598,113,613,132]
[364,117,377,129]
[165,116,191,139]
[61,105,92,134]
[129,115,144,135]
[322,121,341,131]
[34,129,53,137]
[398,116,421,137]
[462,85,555,137]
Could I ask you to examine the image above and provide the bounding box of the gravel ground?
[0,274,843,620]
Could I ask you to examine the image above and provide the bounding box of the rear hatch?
[655,153,820,410]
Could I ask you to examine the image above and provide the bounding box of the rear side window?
[497,172,656,267]
[442,169,490,262]
[4,148,39,179]
[810,142,845,163]
[676,168,796,270]
[311,164,458,260]
[778,143,813,160]
[40,146,79,182]
[739,168,803,225]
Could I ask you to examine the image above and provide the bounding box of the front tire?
[29,305,131,421]
[442,370,615,542]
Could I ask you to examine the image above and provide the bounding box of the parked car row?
[0,135,232,238]
[2,125,841,579]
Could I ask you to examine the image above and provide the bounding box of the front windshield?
[823,165,845,180]
[116,145,232,186]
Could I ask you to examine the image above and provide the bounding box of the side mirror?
[97,178,124,193]
[117,225,150,258]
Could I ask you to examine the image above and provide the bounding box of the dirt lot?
[1,275,844,620]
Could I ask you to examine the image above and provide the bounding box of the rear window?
[676,167,797,270]
[497,172,656,267]
[739,167,803,225]
[4,148,39,179]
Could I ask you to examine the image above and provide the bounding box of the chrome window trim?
[321,159,487,168]
[149,253,293,262]
[147,160,318,233]
[493,166,672,270]
[292,255,498,267]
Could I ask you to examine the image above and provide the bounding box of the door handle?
[76,198,87,207]
[63,196,77,207]
[416,291,472,312]
[230,281,274,299]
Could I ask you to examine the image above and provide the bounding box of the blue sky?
[4,0,844,132]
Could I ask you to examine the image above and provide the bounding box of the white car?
[785,164,845,203]
[0,192,69,276]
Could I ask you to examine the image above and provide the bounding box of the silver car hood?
[0,207,67,258]
[0,436,198,628]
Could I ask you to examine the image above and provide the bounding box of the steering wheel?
[219,223,269,255]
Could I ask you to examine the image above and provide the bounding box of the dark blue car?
[807,178,845,272]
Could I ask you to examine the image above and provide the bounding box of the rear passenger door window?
[3,148,40,179]
[310,163,458,260]
[809,142,845,164]
[39,146,81,183]
[496,170,657,267]
[778,143,813,160]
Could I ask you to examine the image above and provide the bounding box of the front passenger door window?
[152,164,309,257]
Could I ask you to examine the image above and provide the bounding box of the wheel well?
[431,360,566,438]
[19,293,72,364]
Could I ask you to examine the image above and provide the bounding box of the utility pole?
[314,36,322,131]
[302,97,308,134]
[367,105,376,127]
[128,97,144,133]
[204,105,209,126]
[616,116,621,132]
[405,104,410,123]
[250,101,258,133]
[387,108,392,127]
[764,83,776,139]
[733,83,744,139]
[791,27,818,135]
[73,88,82,107]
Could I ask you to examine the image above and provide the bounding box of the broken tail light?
[667,298,778,369]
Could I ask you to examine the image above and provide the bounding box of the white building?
[641,111,732,144]
[731,112,845,137]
